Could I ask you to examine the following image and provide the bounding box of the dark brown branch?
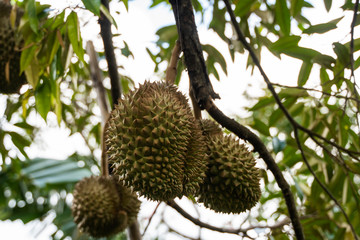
[168,1,303,239]
[169,0,219,109]
[99,0,121,106]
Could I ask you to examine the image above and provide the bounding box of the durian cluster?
[71,176,140,238]
[71,80,261,238]
[104,81,261,212]
[0,2,26,94]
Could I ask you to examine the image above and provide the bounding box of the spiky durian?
[72,176,140,237]
[182,119,207,196]
[197,134,261,214]
[0,2,26,94]
[200,119,223,137]
[105,81,207,201]
[112,176,141,225]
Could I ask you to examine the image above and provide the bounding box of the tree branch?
[168,0,304,239]
[169,0,219,109]
[99,0,121,106]
[223,0,359,238]
[86,41,110,123]
[167,200,313,237]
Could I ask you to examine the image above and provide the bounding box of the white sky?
[1,0,359,239]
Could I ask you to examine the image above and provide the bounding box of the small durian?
[72,176,140,237]
[112,176,141,225]
[105,81,207,201]
[197,134,261,214]
[0,2,26,94]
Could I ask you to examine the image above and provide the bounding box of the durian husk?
[0,2,26,94]
[198,134,261,214]
[72,176,140,237]
[105,81,207,201]
[200,119,223,137]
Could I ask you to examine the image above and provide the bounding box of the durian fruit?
[197,120,261,214]
[105,81,207,201]
[182,119,207,196]
[72,176,140,238]
[200,119,223,137]
[0,2,26,94]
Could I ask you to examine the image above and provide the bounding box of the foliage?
[0,0,359,239]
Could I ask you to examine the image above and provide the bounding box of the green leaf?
[272,137,286,153]
[81,0,101,15]
[275,0,291,36]
[20,45,37,74]
[333,42,350,66]
[291,0,304,17]
[209,0,227,41]
[121,42,133,58]
[249,97,275,111]
[122,0,129,10]
[269,36,301,53]
[27,0,38,33]
[324,0,332,12]
[100,5,118,29]
[66,12,84,62]
[313,54,336,69]
[234,0,256,17]
[35,80,52,120]
[251,118,270,136]
[303,17,342,34]
[281,46,319,61]
[23,159,92,188]
[298,61,312,86]
[24,59,40,88]
[202,44,227,75]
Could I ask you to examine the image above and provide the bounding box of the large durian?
[197,120,261,214]
[105,81,207,201]
[72,176,140,237]
[0,2,26,94]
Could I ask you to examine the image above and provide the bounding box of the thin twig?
[223,1,359,237]
[167,200,314,236]
[86,41,110,123]
[271,82,360,103]
[293,128,358,240]
[165,40,182,85]
[224,0,360,239]
[142,202,162,236]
